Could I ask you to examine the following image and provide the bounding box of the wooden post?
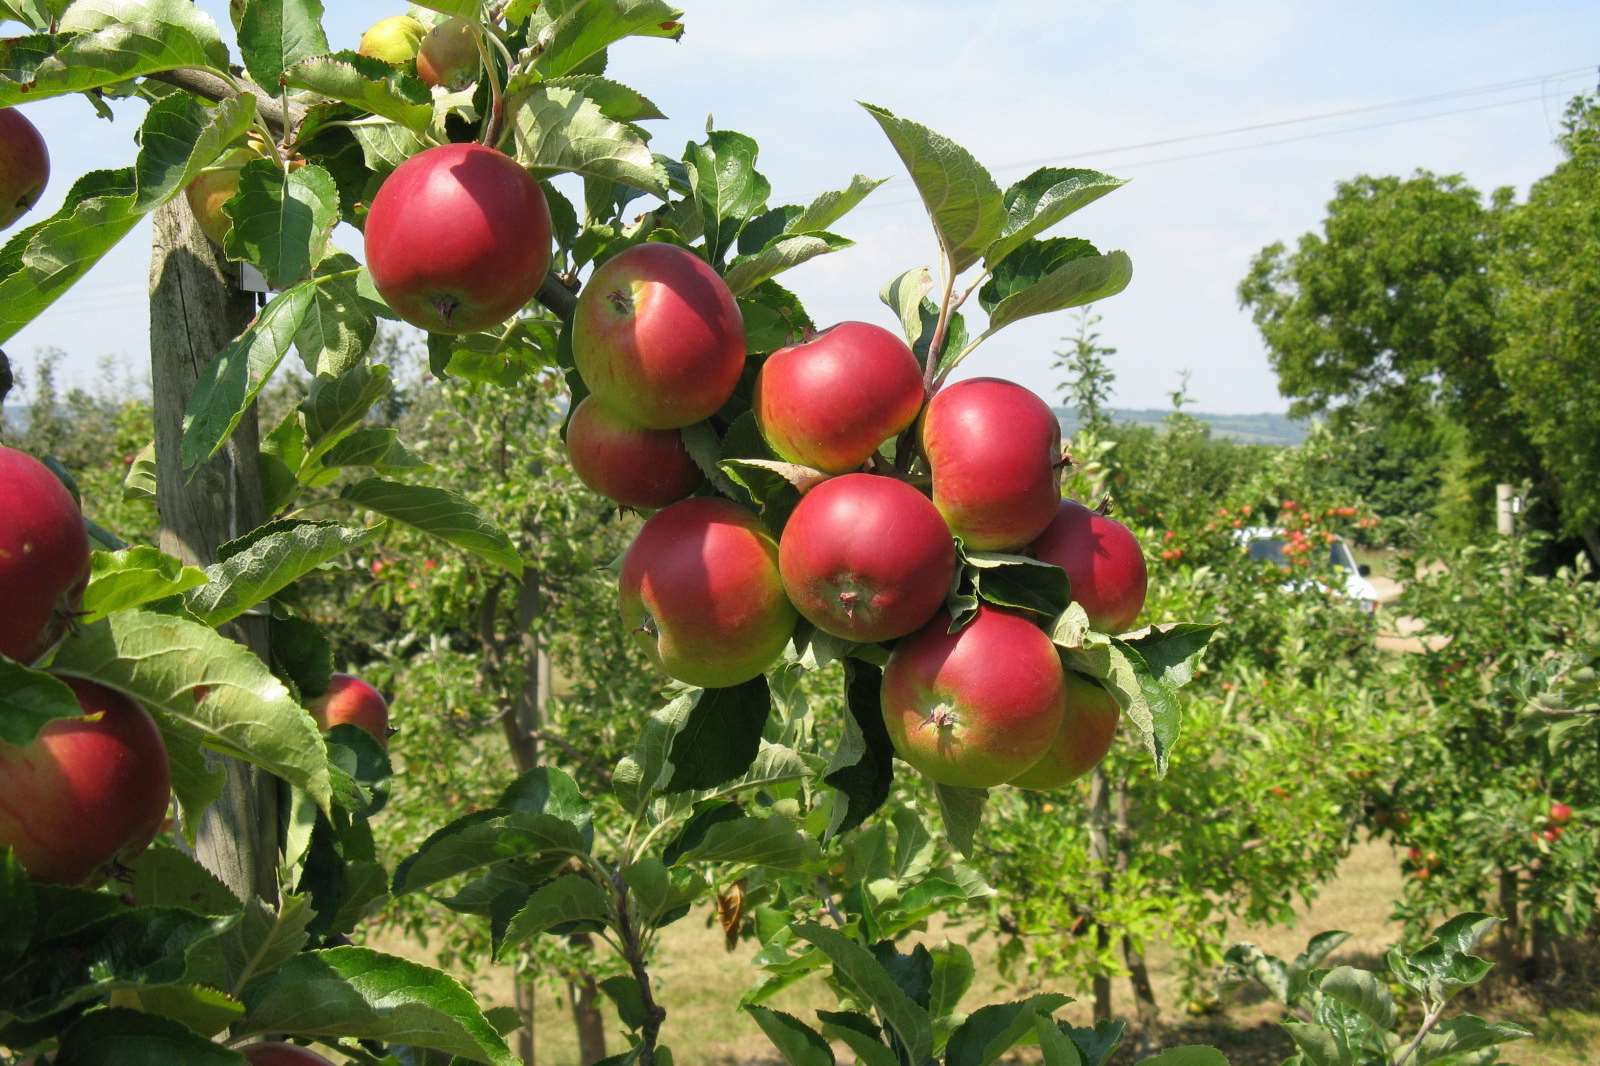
[148,197,280,903]
[1495,483,1515,538]
[1087,767,1113,1022]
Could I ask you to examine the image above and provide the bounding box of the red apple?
[566,396,701,509]
[753,321,926,474]
[358,14,426,66]
[778,473,954,643]
[1542,826,1563,843]
[0,679,171,884]
[416,17,480,89]
[240,1043,337,1066]
[1550,802,1573,825]
[620,497,796,687]
[1415,867,1431,881]
[311,673,391,748]
[0,445,90,664]
[364,142,552,334]
[1406,847,1422,862]
[0,107,49,231]
[573,242,746,429]
[881,606,1066,788]
[1008,673,1120,790]
[921,377,1061,551]
[1029,500,1148,633]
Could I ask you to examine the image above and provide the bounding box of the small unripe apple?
[778,473,954,643]
[416,17,480,89]
[0,107,49,231]
[565,396,701,509]
[881,606,1066,788]
[183,146,255,247]
[0,679,171,884]
[310,673,391,748]
[921,377,1061,551]
[753,321,926,474]
[0,445,90,664]
[241,1043,337,1066]
[1008,672,1120,791]
[358,15,426,66]
[1029,500,1148,633]
[1550,801,1573,825]
[573,243,746,429]
[364,143,552,334]
[620,497,796,688]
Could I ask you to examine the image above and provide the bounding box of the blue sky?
[3,1,1596,413]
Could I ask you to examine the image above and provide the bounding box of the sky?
[3,1,1597,414]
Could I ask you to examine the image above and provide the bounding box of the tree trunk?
[1496,868,1521,974]
[1087,767,1113,1023]
[514,975,536,1066]
[148,198,279,904]
[567,950,608,1065]
[1114,782,1159,1035]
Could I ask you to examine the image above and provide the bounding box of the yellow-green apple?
[1029,499,1147,633]
[778,473,954,642]
[0,107,49,231]
[416,17,480,89]
[620,497,796,687]
[753,321,925,473]
[0,445,89,664]
[310,673,391,748]
[881,606,1066,788]
[0,679,171,884]
[241,1044,337,1066]
[183,145,255,247]
[1008,672,1120,789]
[364,143,552,334]
[573,242,746,429]
[921,377,1061,551]
[565,395,701,509]
[358,14,426,66]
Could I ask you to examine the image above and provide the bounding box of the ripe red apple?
[620,497,796,687]
[1406,847,1422,862]
[0,679,171,884]
[416,17,480,89]
[573,242,746,429]
[310,673,391,748]
[1550,802,1573,825]
[0,445,90,664]
[1415,867,1431,881]
[753,321,926,474]
[364,142,552,334]
[0,107,49,231]
[1542,826,1563,843]
[921,377,1061,551]
[566,396,701,509]
[358,14,426,66]
[881,606,1066,788]
[240,1043,337,1066]
[1009,673,1120,790]
[1029,500,1148,633]
[778,473,954,643]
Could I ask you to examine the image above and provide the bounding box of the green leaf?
[0,658,84,745]
[1134,1049,1231,1066]
[1116,623,1216,689]
[497,876,610,958]
[0,0,230,107]
[745,1006,834,1066]
[123,440,158,501]
[686,129,770,265]
[1063,1020,1125,1066]
[817,1012,898,1066]
[823,660,894,838]
[1318,965,1395,1031]
[860,102,1003,274]
[518,0,683,79]
[134,91,257,213]
[542,73,665,122]
[880,267,933,349]
[127,844,241,914]
[1391,912,1497,1002]
[237,947,519,1065]
[321,428,428,473]
[793,923,932,1063]
[965,244,1132,361]
[599,974,648,1030]
[1110,640,1183,775]
[180,281,316,470]
[430,318,562,386]
[350,119,429,175]
[1415,1015,1533,1063]
[302,363,393,450]
[237,0,329,88]
[788,173,888,235]
[943,994,1071,1066]
[498,766,594,842]
[54,1008,247,1065]
[675,813,822,873]
[963,549,1071,618]
[934,783,987,859]
[392,810,588,896]
[1035,1015,1084,1066]
[185,521,382,626]
[0,849,34,973]
[506,83,668,196]
[928,942,975,1019]
[81,546,209,622]
[339,478,523,574]
[224,161,340,289]
[613,679,772,809]
[986,167,1128,268]
[725,231,852,296]
[295,252,377,377]
[285,49,432,132]
[48,611,333,819]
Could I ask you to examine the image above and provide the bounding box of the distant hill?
[1055,406,1307,446]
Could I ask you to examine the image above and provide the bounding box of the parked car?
[1236,526,1381,613]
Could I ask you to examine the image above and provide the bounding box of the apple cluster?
[564,247,1151,793]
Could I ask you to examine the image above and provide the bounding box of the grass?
[369,836,1599,1064]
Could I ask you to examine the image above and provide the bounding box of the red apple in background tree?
[566,396,701,509]
[0,107,49,230]
[0,679,171,884]
[311,673,392,748]
[416,17,480,88]
[753,321,926,473]
[364,142,552,334]
[1550,802,1573,825]
[0,445,90,664]
[1008,672,1121,790]
[1030,499,1148,633]
[881,606,1066,788]
[573,242,746,429]
[620,497,796,688]
[778,473,954,643]
[241,1043,337,1066]
[357,14,425,66]
[921,377,1061,551]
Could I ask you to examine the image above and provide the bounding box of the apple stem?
[922,254,959,391]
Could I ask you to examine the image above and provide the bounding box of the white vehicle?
[1237,526,1381,613]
